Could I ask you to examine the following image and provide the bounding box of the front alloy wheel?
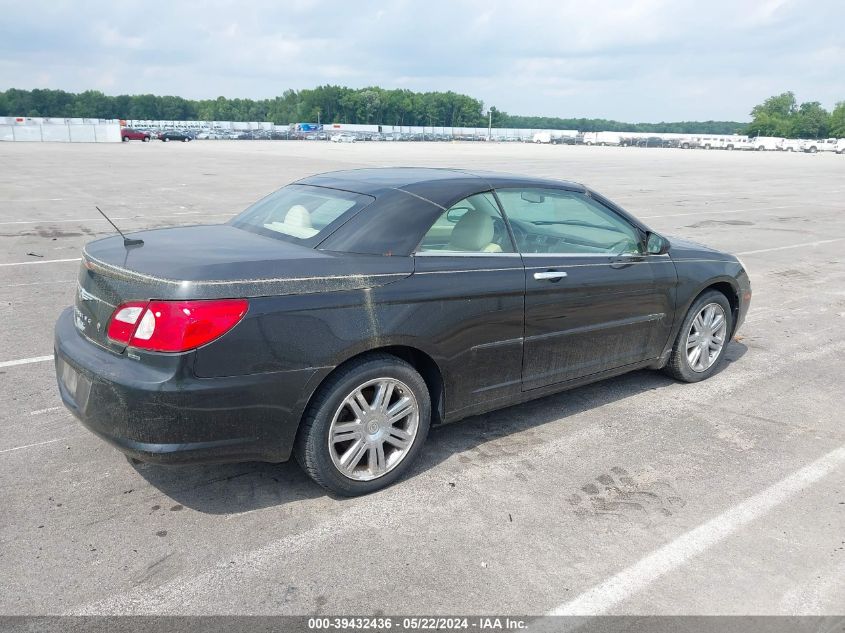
[663,289,733,383]
[685,303,727,372]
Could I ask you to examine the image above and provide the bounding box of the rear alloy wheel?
[122,136,129,142]
[142,136,150,142]
[295,354,431,496]
[663,290,733,383]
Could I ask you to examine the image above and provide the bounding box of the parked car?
[330,133,356,143]
[779,139,802,152]
[120,128,151,142]
[723,138,755,151]
[801,138,838,153]
[835,139,845,154]
[55,168,751,496]
[583,132,623,146]
[636,136,664,148]
[752,136,784,151]
[157,130,194,142]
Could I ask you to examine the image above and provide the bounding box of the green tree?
[745,92,797,136]
[826,102,845,137]
[0,85,757,133]
[791,101,830,138]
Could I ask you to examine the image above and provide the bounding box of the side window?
[496,188,642,255]
[417,192,514,254]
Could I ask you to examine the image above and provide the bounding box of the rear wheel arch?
[296,345,445,437]
[292,346,442,494]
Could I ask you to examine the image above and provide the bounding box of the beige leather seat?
[284,205,312,229]
[263,204,318,238]
[448,209,502,253]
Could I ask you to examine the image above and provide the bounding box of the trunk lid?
[75,224,413,352]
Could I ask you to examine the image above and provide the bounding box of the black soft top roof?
[296,167,585,208]
[296,167,608,257]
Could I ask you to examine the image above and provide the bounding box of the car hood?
[666,235,735,260]
[81,224,413,301]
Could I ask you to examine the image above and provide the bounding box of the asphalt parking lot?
[1,140,843,616]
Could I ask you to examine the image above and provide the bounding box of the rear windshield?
[229,184,374,246]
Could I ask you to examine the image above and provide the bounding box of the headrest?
[449,209,494,251]
[284,205,312,228]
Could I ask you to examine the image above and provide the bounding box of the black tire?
[142,136,149,142]
[663,289,733,383]
[122,136,129,142]
[163,137,169,142]
[294,353,431,496]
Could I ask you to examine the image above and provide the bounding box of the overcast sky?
[1,0,843,122]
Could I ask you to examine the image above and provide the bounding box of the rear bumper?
[54,307,319,465]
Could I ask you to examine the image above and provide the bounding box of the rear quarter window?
[229,185,374,246]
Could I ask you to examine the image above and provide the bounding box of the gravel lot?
[1,140,843,616]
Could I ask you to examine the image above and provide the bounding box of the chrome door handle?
[533,271,568,281]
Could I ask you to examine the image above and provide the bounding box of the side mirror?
[646,232,670,255]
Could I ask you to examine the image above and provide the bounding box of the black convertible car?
[55,168,751,495]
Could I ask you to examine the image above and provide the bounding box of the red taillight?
[107,299,248,352]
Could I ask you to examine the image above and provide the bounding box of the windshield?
[229,184,374,245]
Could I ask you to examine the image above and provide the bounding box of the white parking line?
[0,212,234,226]
[2,279,76,287]
[641,204,799,219]
[0,438,66,454]
[31,406,61,416]
[0,198,64,202]
[737,238,845,256]
[0,355,53,369]
[549,444,845,616]
[0,258,80,268]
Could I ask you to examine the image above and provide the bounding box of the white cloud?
[0,0,842,121]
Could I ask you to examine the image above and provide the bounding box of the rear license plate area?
[59,358,92,411]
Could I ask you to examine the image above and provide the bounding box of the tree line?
[744,92,845,138]
[1,86,747,134]
[1,86,842,137]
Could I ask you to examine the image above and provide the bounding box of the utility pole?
[488,109,492,141]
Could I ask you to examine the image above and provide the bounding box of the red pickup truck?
[121,128,151,142]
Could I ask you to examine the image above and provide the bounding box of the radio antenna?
[95,206,143,247]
